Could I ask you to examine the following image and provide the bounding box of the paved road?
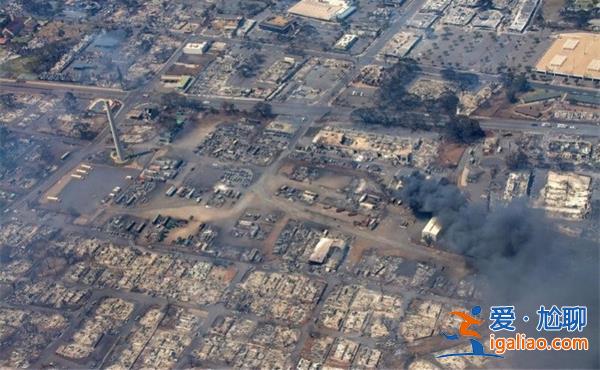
[0,78,127,97]
[358,0,423,63]
[190,93,600,136]
[476,116,600,136]
[0,6,596,369]
[2,3,599,225]
[529,81,600,97]
[1,31,197,221]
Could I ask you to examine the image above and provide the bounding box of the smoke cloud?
[399,171,599,369]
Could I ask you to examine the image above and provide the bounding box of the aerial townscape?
[0,0,598,369]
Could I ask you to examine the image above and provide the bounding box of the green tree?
[436,91,460,116]
[350,108,393,126]
[505,150,530,170]
[0,126,9,147]
[0,93,16,109]
[252,102,274,118]
[503,71,530,103]
[63,92,78,113]
[378,58,422,111]
[445,116,485,143]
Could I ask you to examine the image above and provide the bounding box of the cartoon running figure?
[437,306,503,358]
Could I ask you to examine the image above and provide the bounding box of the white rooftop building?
[309,237,346,264]
[288,0,356,21]
[183,42,210,55]
[541,171,592,219]
[421,217,443,243]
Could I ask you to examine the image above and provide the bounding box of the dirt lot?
[173,113,233,150]
[437,142,467,168]
[540,0,567,23]
[473,92,513,117]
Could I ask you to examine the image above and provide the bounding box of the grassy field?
[0,55,38,78]
[541,0,567,23]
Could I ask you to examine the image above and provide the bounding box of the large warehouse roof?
[535,33,600,79]
[288,0,353,21]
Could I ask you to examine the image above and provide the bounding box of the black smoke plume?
[399,171,599,369]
